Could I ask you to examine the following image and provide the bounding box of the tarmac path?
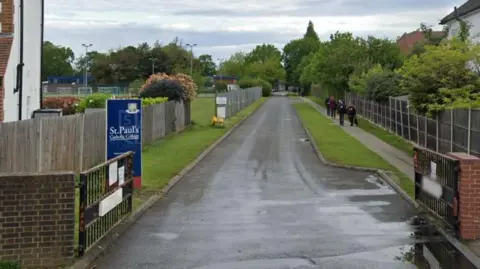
[94,97,440,269]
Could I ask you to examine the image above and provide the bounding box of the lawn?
[293,102,414,198]
[307,96,326,108]
[134,97,267,207]
[191,97,215,126]
[74,97,267,246]
[307,96,414,156]
[286,92,299,97]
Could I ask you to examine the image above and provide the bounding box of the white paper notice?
[217,107,226,118]
[118,166,125,186]
[430,161,437,179]
[109,161,118,186]
[216,96,227,105]
[422,176,443,199]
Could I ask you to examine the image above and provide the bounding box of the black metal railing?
[77,152,134,256]
[414,146,460,230]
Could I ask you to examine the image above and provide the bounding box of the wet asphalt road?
[94,97,441,269]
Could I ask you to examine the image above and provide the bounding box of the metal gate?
[414,146,460,231]
[77,152,134,256]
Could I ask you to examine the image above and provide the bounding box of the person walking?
[325,97,330,116]
[338,100,346,126]
[346,103,357,126]
[329,96,336,119]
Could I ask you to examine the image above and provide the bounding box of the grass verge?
[74,97,266,246]
[307,96,414,156]
[355,116,414,156]
[134,97,267,208]
[293,102,414,198]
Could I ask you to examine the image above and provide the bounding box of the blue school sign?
[106,99,142,188]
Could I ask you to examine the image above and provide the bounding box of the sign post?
[106,99,142,189]
[216,96,227,119]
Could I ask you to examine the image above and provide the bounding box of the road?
[94,97,467,269]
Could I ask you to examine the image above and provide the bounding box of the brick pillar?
[0,173,76,268]
[448,152,480,240]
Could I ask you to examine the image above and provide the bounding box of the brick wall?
[0,37,13,122]
[0,0,14,33]
[397,31,446,55]
[0,172,76,268]
[0,0,14,122]
[448,152,480,240]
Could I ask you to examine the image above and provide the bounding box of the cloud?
[44,0,461,61]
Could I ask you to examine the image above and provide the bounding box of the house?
[0,0,43,122]
[43,75,94,95]
[440,0,480,41]
[397,30,446,55]
[212,75,238,85]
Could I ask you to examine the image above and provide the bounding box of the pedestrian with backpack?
[346,104,357,126]
[325,97,330,116]
[338,100,346,126]
[329,96,337,119]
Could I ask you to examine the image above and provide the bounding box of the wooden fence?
[0,100,191,173]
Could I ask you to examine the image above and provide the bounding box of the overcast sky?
[44,0,462,64]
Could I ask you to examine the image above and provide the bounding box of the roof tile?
[440,0,480,24]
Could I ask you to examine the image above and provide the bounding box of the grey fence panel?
[426,117,437,151]
[339,91,479,156]
[438,111,452,154]
[409,113,418,144]
[452,109,469,153]
[216,87,262,119]
[471,110,480,157]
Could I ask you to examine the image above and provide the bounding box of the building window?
[450,28,459,37]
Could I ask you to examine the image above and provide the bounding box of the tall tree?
[245,44,282,64]
[282,22,321,87]
[42,41,75,80]
[219,52,247,77]
[198,54,216,76]
[304,20,320,42]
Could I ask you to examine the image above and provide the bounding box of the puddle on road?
[404,217,478,269]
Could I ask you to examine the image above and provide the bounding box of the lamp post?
[217,58,225,82]
[109,64,119,95]
[149,57,156,74]
[81,43,93,88]
[185,43,197,75]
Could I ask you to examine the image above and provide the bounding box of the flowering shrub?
[141,73,197,101]
[42,96,80,115]
[140,79,185,101]
[76,93,111,113]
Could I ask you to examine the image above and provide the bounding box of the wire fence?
[311,88,480,157]
[216,87,262,119]
[343,92,480,157]
[43,84,131,97]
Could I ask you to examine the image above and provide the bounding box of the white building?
[440,0,480,42]
[0,0,43,122]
